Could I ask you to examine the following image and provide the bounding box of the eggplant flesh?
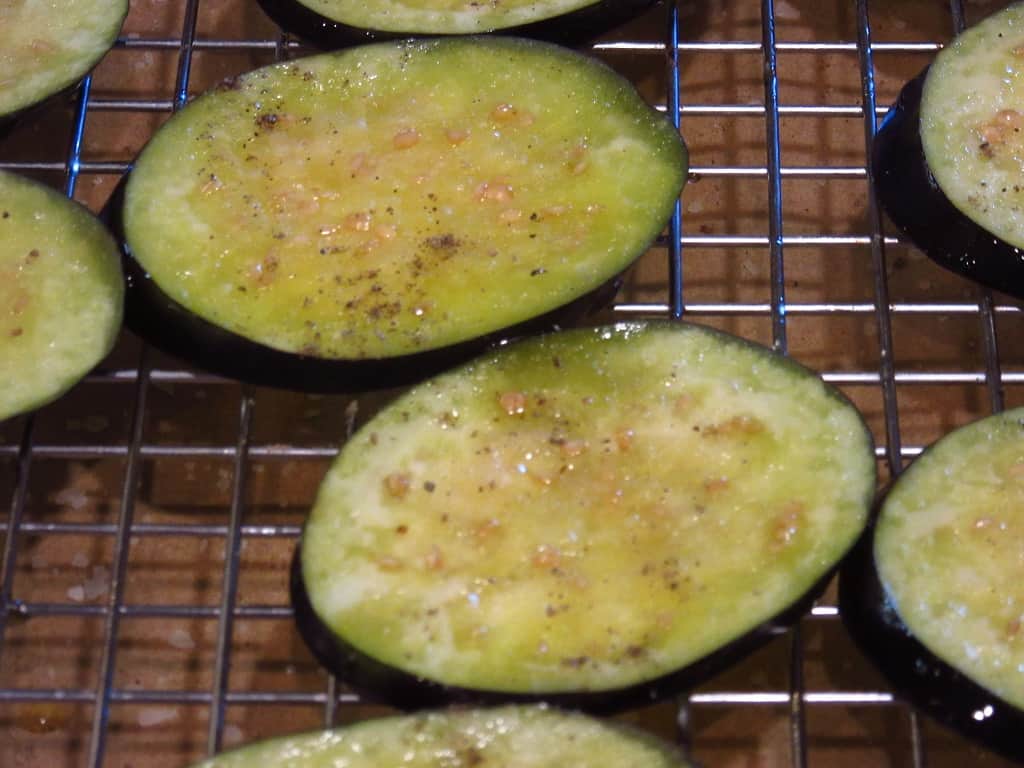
[295,321,876,711]
[293,543,831,713]
[839,408,1024,763]
[190,705,694,767]
[873,70,1024,300]
[110,175,621,393]
[255,0,661,48]
[873,2,1024,300]
[0,170,123,422]
[119,38,685,392]
[0,0,127,124]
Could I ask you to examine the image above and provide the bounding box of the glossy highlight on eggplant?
[839,409,1024,763]
[255,0,661,48]
[293,321,876,711]
[840,534,1024,763]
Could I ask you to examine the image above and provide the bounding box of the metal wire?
[0,0,1016,765]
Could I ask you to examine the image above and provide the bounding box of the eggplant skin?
[292,542,831,713]
[290,321,875,711]
[872,69,1024,300]
[839,525,1024,763]
[255,0,661,48]
[189,705,695,767]
[113,39,686,392]
[1,170,124,422]
[122,247,619,393]
[108,177,620,393]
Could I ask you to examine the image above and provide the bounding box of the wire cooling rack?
[1,0,1022,766]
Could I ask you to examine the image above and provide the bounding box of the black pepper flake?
[256,112,279,130]
[561,656,589,668]
[424,233,460,250]
[1,211,9,219]
[423,481,436,493]
[530,267,546,276]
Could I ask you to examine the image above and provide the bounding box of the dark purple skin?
[872,68,1024,300]
[292,530,837,714]
[255,0,662,49]
[839,514,1024,763]
[104,178,624,393]
[0,80,82,139]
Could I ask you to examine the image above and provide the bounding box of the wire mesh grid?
[1,0,1023,765]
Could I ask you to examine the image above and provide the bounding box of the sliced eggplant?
[119,37,687,392]
[191,705,694,767]
[840,408,1024,763]
[0,170,123,422]
[873,4,1024,300]
[0,0,127,126]
[255,0,661,48]
[294,321,877,711]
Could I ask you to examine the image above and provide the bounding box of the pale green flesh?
[303,322,875,693]
[921,3,1024,249]
[123,39,686,360]
[298,0,605,34]
[875,407,1024,711]
[193,706,690,767]
[0,0,127,117]
[0,171,123,421]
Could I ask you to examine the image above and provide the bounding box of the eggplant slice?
[0,170,123,422]
[295,321,877,711]
[256,0,661,48]
[873,4,1024,300]
[840,408,1024,763]
[191,705,694,767]
[0,0,127,127]
[120,37,687,392]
